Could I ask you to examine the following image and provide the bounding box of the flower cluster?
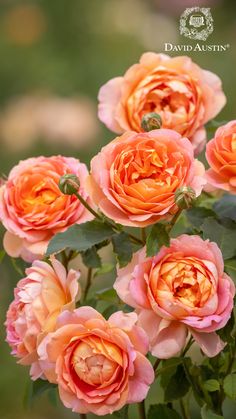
[2,53,236,418]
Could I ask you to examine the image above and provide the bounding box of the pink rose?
[87,130,206,227]
[5,257,80,380]
[206,120,236,193]
[98,52,226,153]
[38,307,154,416]
[0,156,93,262]
[114,234,235,358]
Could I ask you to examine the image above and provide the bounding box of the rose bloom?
[114,234,235,358]
[206,120,236,193]
[38,307,154,416]
[98,52,226,153]
[87,129,205,227]
[0,156,93,262]
[5,257,80,380]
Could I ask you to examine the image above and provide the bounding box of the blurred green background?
[1,0,236,418]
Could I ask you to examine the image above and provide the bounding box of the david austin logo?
[179,7,214,41]
[164,7,230,52]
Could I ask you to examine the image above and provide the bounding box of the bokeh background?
[1,0,236,418]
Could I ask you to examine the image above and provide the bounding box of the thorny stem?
[83,268,93,302]
[138,400,146,419]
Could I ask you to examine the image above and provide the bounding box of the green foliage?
[81,246,101,268]
[203,379,220,392]
[224,259,236,283]
[201,218,236,259]
[112,231,133,267]
[96,287,118,303]
[213,194,236,221]
[217,311,235,342]
[146,223,170,257]
[186,207,215,229]
[113,405,129,418]
[94,263,114,277]
[164,364,190,401]
[223,373,236,400]
[201,405,223,419]
[24,379,57,409]
[47,220,114,255]
[148,404,181,419]
[0,249,5,263]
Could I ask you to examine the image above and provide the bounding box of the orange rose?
[98,53,226,153]
[87,130,205,227]
[206,120,236,193]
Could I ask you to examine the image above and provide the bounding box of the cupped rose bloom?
[38,307,154,416]
[87,130,206,227]
[98,52,226,153]
[0,156,93,262]
[206,120,236,193]
[114,235,235,358]
[5,257,80,380]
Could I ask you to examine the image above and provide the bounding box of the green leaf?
[148,404,181,419]
[47,220,114,255]
[94,263,114,278]
[225,259,236,283]
[203,379,220,392]
[214,194,236,222]
[201,405,223,419]
[112,232,133,267]
[223,373,236,399]
[164,364,190,401]
[201,218,236,259]
[81,247,101,268]
[217,311,235,342]
[102,304,118,319]
[186,207,215,229]
[159,358,183,388]
[24,379,57,408]
[0,249,5,263]
[11,258,24,276]
[146,223,170,257]
[96,287,118,303]
[113,405,129,418]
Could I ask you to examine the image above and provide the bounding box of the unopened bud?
[141,113,162,132]
[59,174,80,195]
[175,186,196,209]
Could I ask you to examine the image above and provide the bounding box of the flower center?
[72,341,118,386]
[151,255,213,309]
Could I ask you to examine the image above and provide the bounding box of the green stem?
[74,191,102,220]
[179,398,190,419]
[181,336,194,357]
[167,208,183,232]
[79,414,87,419]
[83,268,93,302]
[74,191,143,246]
[138,400,146,419]
[141,228,146,243]
[153,358,161,372]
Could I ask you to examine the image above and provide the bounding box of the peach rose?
[87,130,206,227]
[5,257,80,380]
[98,53,226,153]
[0,156,93,262]
[114,235,235,358]
[206,120,236,193]
[38,307,154,416]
